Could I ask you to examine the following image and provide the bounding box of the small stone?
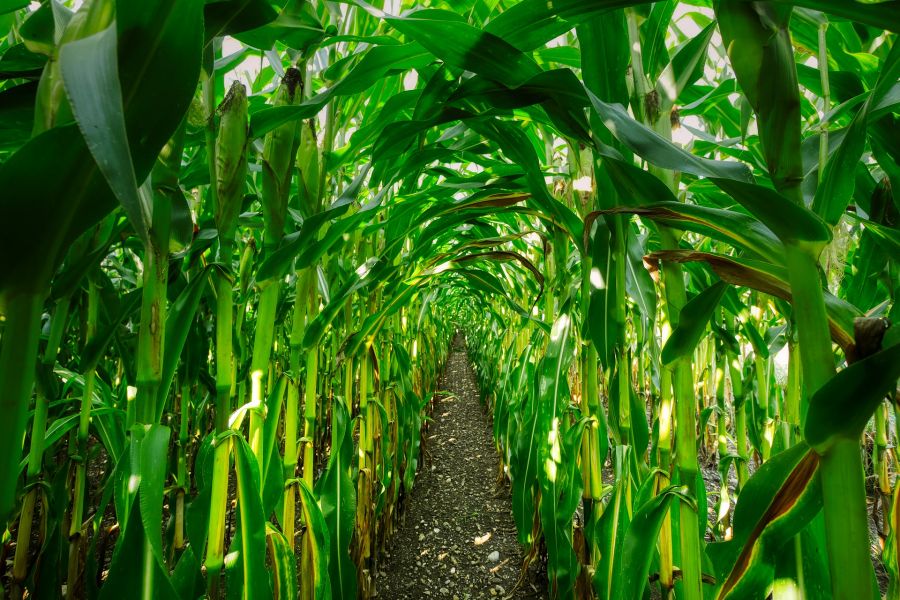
[440,588,449,595]
[487,551,500,562]
[418,533,426,541]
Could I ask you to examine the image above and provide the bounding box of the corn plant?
[0,1,898,600]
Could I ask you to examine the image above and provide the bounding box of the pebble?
[487,551,500,562]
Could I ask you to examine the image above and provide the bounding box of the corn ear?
[33,0,114,134]
[214,81,249,251]
[296,118,320,217]
[261,67,303,250]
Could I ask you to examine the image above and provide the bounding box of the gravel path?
[374,337,547,599]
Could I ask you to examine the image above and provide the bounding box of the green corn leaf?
[481,0,657,53]
[0,0,27,15]
[302,257,389,349]
[659,21,716,105]
[155,267,213,415]
[99,495,179,600]
[845,232,887,311]
[261,376,287,514]
[813,41,900,226]
[716,2,802,197]
[0,127,108,294]
[466,117,584,248]
[236,0,326,53]
[884,487,900,598]
[594,146,680,205]
[602,201,785,263]
[0,0,202,295]
[314,399,358,600]
[646,249,859,355]
[642,0,677,83]
[0,43,47,79]
[117,0,203,198]
[764,0,900,32]
[592,447,635,599]
[588,219,617,364]
[625,232,656,324]
[577,10,630,123]
[540,415,587,597]
[0,81,37,152]
[264,524,297,600]
[17,2,59,56]
[454,268,531,317]
[587,91,754,182]
[204,0,278,41]
[611,484,692,600]
[851,215,900,259]
[250,98,322,141]
[297,480,333,600]
[81,289,141,373]
[100,425,175,600]
[482,0,577,52]
[535,311,579,596]
[707,443,822,599]
[804,342,900,453]
[60,22,149,245]
[661,280,728,365]
[185,433,216,570]
[510,336,545,546]
[170,547,205,600]
[41,406,121,450]
[249,43,432,138]
[256,166,369,281]
[232,435,272,600]
[137,424,170,565]
[711,178,832,246]
[386,9,542,88]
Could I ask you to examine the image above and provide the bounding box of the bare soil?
[374,336,547,600]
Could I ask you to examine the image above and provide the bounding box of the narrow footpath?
[374,336,547,599]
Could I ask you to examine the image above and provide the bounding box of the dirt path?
[374,337,546,599]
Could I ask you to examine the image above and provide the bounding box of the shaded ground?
[374,336,547,599]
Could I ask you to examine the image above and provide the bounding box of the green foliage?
[0,2,896,600]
